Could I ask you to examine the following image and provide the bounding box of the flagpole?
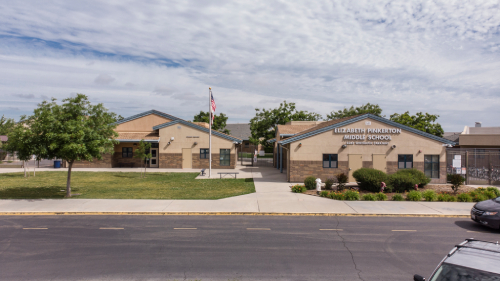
[209,87,212,178]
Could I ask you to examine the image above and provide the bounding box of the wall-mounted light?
[167,141,171,145]
[170,137,175,141]
[298,143,302,147]
[133,143,137,146]
[418,149,422,153]
[341,144,347,148]
[391,145,396,149]
[193,142,198,145]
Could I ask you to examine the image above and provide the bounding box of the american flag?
[211,93,216,120]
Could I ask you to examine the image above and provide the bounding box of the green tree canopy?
[4,119,36,177]
[390,111,444,137]
[249,100,322,146]
[326,103,384,120]
[0,115,15,135]
[193,111,230,134]
[23,94,119,197]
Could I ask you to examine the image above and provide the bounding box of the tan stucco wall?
[115,114,171,132]
[459,134,500,147]
[158,124,236,155]
[289,118,447,163]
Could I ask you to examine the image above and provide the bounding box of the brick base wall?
[159,153,182,168]
[111,152,144,168]
[72,154,113,168]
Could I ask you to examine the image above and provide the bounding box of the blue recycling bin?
[53,160,61,169]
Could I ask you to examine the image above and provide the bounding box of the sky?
[0,0,499,131]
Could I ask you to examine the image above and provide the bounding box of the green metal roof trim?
[279,114,456,145]
[112,109,181,125]
[153,120,242,143]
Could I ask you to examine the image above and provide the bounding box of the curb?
[0,212,470,218]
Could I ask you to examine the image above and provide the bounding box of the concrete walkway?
[0,166,476,216]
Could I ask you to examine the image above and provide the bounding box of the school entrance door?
[348,154,362,183]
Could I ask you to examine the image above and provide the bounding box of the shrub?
[392,194,404,201]
[383,184,394,193]
[407,190,422,201]
[362,193,377,201]
[470,192,488,202]
[304,176,316,190]
[343,190,360,201]
[396,169,431,188]
[336,173,348,191]
[325,177,336,190]
[376,192,387,201]
[457,193,472,202]
[319,190,329,197]
[329,192,344,200]
[486,187,500,197]
[447,174,465,193]
[388,173,419,193]
[352,168,388,193]
[437,193,456,202]
[291,184,307,193]
[422,190,437,202]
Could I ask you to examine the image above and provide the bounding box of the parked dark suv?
[414,239,500,281]
[471,196,500,229]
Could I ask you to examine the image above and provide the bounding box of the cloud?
[13,94,35,99]
[94,74,115,85]
[0,1,499,128]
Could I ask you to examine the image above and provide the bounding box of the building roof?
[0,135,7,142]
[113,109,181,125]
[277,124,317,136]
[443,132,460,143]
[115,132,160,141]
[279,114,456,145]
[225,123,251,140]
[153,119,242,143]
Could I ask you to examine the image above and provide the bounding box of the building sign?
[334,127,401,145]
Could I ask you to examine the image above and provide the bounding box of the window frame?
[220,149,230,166]
[122,147,133,158]
[200,148,209,159]
[424,155,440,179]
[398,154,413,169]
[323,154,338,168]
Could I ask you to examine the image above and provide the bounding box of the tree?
[5,121,36,177]
[326,103,384,120]
[249,100,322,146]
[28,94,119,197]
[193,111,230,134]
[134,139,152,178]
[0,115,15,135]
[390,111,444,137]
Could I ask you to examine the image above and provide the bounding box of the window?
[398,154,413,169]
[424,155,439,178]
[220,149,230,166]
[244,142,249,148]
[150,143,159,148]
[122,147,133,158]
[200,149,209,159]
[323,154,338,168]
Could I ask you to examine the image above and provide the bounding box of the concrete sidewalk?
[0,166,476,216]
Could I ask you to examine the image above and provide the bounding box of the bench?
[217,172,239,179]
[118,163,135,168]
[200,169,206,176]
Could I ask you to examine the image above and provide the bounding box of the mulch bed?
[301,184,476,200]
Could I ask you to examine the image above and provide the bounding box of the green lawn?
[0,172,255,199]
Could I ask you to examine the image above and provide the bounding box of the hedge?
[352,168,388,193]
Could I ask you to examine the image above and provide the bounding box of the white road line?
[99,227,124,230]
[174,228,197,230]
[392,230,417,232]
[23,228,48,230]
[320,229,343,231]
[467,230,491,233]
[247,228,271,230]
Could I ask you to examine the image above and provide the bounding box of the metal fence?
[446,148,500,185]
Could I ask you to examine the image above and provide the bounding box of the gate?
[447,148,500,185]
[237,144,274,167]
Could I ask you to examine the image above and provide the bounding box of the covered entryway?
[150,148,159,168]
[348,154,362,182]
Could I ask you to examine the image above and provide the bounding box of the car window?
[430,263,500,281]
[495,197,500,203]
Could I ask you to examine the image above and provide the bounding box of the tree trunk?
[66,161,73,197]
[33,160,36,177]
[144,160,147,178]
[24,161,26,178]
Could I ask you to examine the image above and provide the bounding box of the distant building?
[444,122,500,148]
[225,123,263,153]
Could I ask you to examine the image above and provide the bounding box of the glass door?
[150,148,158,168]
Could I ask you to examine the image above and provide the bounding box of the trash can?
[54,160,61,169]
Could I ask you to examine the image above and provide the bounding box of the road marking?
[174,228,197,230]
[392,230,417,232]
[99,227,124,230]
[23,228,48,230]
[467,230,491,233]
[320,229,343,231]
[247,228,271,230]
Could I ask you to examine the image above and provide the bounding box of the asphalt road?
[0,215,498,281]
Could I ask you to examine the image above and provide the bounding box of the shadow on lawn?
[0,186,70,199]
